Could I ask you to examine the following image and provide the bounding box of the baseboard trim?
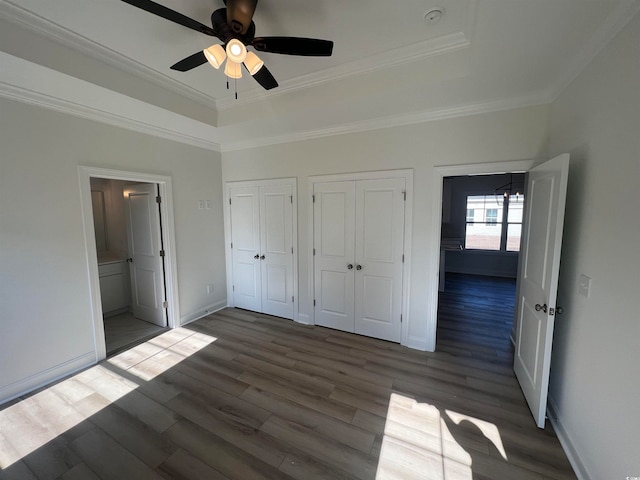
[180,300,228,326]
[547,397,592,480]
[0,351,96,406]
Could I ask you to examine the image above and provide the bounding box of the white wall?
[547,12,640,480]
[0,98,226,404]
[222,105,549,349]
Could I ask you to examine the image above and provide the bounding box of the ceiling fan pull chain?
[235,77,238,100]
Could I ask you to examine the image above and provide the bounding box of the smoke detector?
[424,8,443,23]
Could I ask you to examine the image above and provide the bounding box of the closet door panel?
[314,181,356,332]
[230,186,262,312]
[354,178,405,342]
[260,185,294,319]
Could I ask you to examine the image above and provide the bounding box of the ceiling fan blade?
[252,37,334,56]
[121,0,218,36]
[225,0,258,35]
[251,65,278,90]
[170,51,208,72]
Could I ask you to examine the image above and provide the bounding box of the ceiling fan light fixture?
[243,51,264,75]
[203,44,226,69]
[226,38,247,64]
[224,60,243,79]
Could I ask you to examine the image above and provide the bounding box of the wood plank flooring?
[1,275,576,479]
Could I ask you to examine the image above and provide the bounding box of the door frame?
[223,177,299,321]
[78,166,181,361]
[308,169,413,347]
[427,159,537,351]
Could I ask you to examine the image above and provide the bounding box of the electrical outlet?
[198,200,205,210]
[578,274,591,298]
[205,200,213,210]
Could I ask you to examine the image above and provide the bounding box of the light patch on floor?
[0,328,216,469]
[376,393,507,479]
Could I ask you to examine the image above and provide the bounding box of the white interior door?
[124,183,166,327]
[514,153,569,428]
[260,185,294,319]
[314,181,356,332]
[354,179,405,342]
[230,186,262,312]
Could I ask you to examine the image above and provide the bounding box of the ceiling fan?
[121,0,334,91]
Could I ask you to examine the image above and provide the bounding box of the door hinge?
[229,198,232,205]
[313,248,316,256]
[232,285,235,291]
[292,296,294,303]
[159,250,165,257]
[162,301,168,309]
[312,194,315,203]
[291,247,294,254]
[402,254,405,263]
[231,242,233,249]
[400,314,403,323]
[402,190,406,201]
[156,196,161,204]
[313,299,316,306]
[290,195,293,204]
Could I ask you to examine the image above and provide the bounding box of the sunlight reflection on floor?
[0,328,216,469]
[376,393,506,479]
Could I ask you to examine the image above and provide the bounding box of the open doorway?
[79,166,181,361]
[437,172,526,361]
[90,178,168,355]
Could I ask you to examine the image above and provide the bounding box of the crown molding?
[0,81,221,152]
[547,0,640,102]
[222,92,551,152]
[216,31,470,111]
[0,0,217,109]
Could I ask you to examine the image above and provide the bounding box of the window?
[486,208,498,225]
[466,209,474,222]
[465,194,524,252]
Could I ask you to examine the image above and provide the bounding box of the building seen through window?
[465,194,524,251]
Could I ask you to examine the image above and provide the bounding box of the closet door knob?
[356,265,362,270]
[347,264,353,270]
[254,254,260,259]
[260,255,265,260]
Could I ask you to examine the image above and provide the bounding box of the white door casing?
[124,183,167,327]
[514,153,569,428]
[314,177,406,342]
[227,180,296,320]
[314,181,356,332]
[355,178,405,343]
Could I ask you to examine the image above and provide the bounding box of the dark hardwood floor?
[0,280,576,480]
[437,273,517,365]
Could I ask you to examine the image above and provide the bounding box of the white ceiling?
[1,0,639,151]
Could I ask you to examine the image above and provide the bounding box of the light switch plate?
[578,274,591,298]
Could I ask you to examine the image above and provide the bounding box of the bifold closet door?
[229,184,294,319]
[313,178,405,342]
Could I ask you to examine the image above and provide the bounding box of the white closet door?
[314,181,356,332]
[354,178,405,342]
[260,185,294,319]
[230,186,262,312]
